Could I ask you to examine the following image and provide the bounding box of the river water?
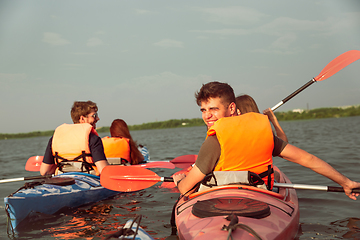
[0,116,359,239]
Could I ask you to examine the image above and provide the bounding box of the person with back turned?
[102,119,145,165]
[235,94,288,142]
[40,101,109,176]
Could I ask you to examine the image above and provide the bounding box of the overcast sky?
[1,0,359,134]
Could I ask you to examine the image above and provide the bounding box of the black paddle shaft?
[163,177,174,182]
[271,78,316,111]
[23,175,52,181]
[282,78,316,104]
[328,186,360,193]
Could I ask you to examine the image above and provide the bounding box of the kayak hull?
[175,166,299,240]
[122,219,155,240]
[4,172,119,233]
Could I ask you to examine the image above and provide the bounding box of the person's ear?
[229,102,237,116]
[79,115,86,123]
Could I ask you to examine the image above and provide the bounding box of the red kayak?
[175,166,299,240]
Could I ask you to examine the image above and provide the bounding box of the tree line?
[274,105,360,121]
[1,105,359,140]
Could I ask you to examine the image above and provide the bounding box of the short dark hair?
[70,101,98,123]
[195,81,235,106]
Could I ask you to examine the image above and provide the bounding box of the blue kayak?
[4,172,119,235]
[4,145,151,235]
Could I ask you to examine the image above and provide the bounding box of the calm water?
[1,116,360,239]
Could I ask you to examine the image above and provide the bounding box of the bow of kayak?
[102,215,155,240]
[175,166,300,240]
[4,172,119,234]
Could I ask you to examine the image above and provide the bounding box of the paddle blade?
[132,161,175,169]
[25,156,43,171]
[100,165,162,192]
[315,50,360,81]
[170,154,198,169]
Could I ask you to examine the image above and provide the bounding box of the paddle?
[0,174,52,184]
[271,50,360,111]
[25,156,43,171]
[25,156,177,172]
[132,161,175,169]
[101,166,360,194]
[169,154,197,169]
[274,183,360,193]
[100,165,173,192]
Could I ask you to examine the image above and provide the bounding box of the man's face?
[79,111,99,129]
[200,97,235,129]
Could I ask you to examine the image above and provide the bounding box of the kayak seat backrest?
[190,185,285,200]
[192,197,271,219]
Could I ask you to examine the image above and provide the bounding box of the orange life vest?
[207,113,274,188]
[52,123,99,175]
[102,136,131,163]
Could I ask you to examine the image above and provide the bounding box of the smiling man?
[40,101,109,176]
[196,81,237,129]
[173,81,360,201]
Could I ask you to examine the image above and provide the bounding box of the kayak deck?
[175,166,299,240]
[4,172,119,234]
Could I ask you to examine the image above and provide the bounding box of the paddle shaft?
[131,176,360,193]
[271,50,360,111]
[154,177,173,182]
[0,175,52,184]
[271,78,316,111]
[112,176,173,182]
[26,156,176,172]
[101,164,360,194]
[156,180,360,193]
[274,183,360,193]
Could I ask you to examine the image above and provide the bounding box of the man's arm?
[174,165,205,195]
[173,135,220,195]
[89,133,109,174]
[40,137,56,176]
[95,160,109,174]
[40,163,57,175]
[279,144,360,200]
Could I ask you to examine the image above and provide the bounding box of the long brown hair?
[235,94,260,114]
[110,119,144,165]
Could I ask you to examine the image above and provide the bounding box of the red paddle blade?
[315,50,360,81]
[170,154,198,169]
[100,165,162,192]
[132,161,175,169]
[25,156,43,171]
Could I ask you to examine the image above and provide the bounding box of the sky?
[1,0,359,134]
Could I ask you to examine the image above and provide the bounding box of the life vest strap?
[54,151,95,174]
[201,171,265,189]
[258,165,273,190]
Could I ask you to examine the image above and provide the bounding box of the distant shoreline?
[1,105,359,140]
